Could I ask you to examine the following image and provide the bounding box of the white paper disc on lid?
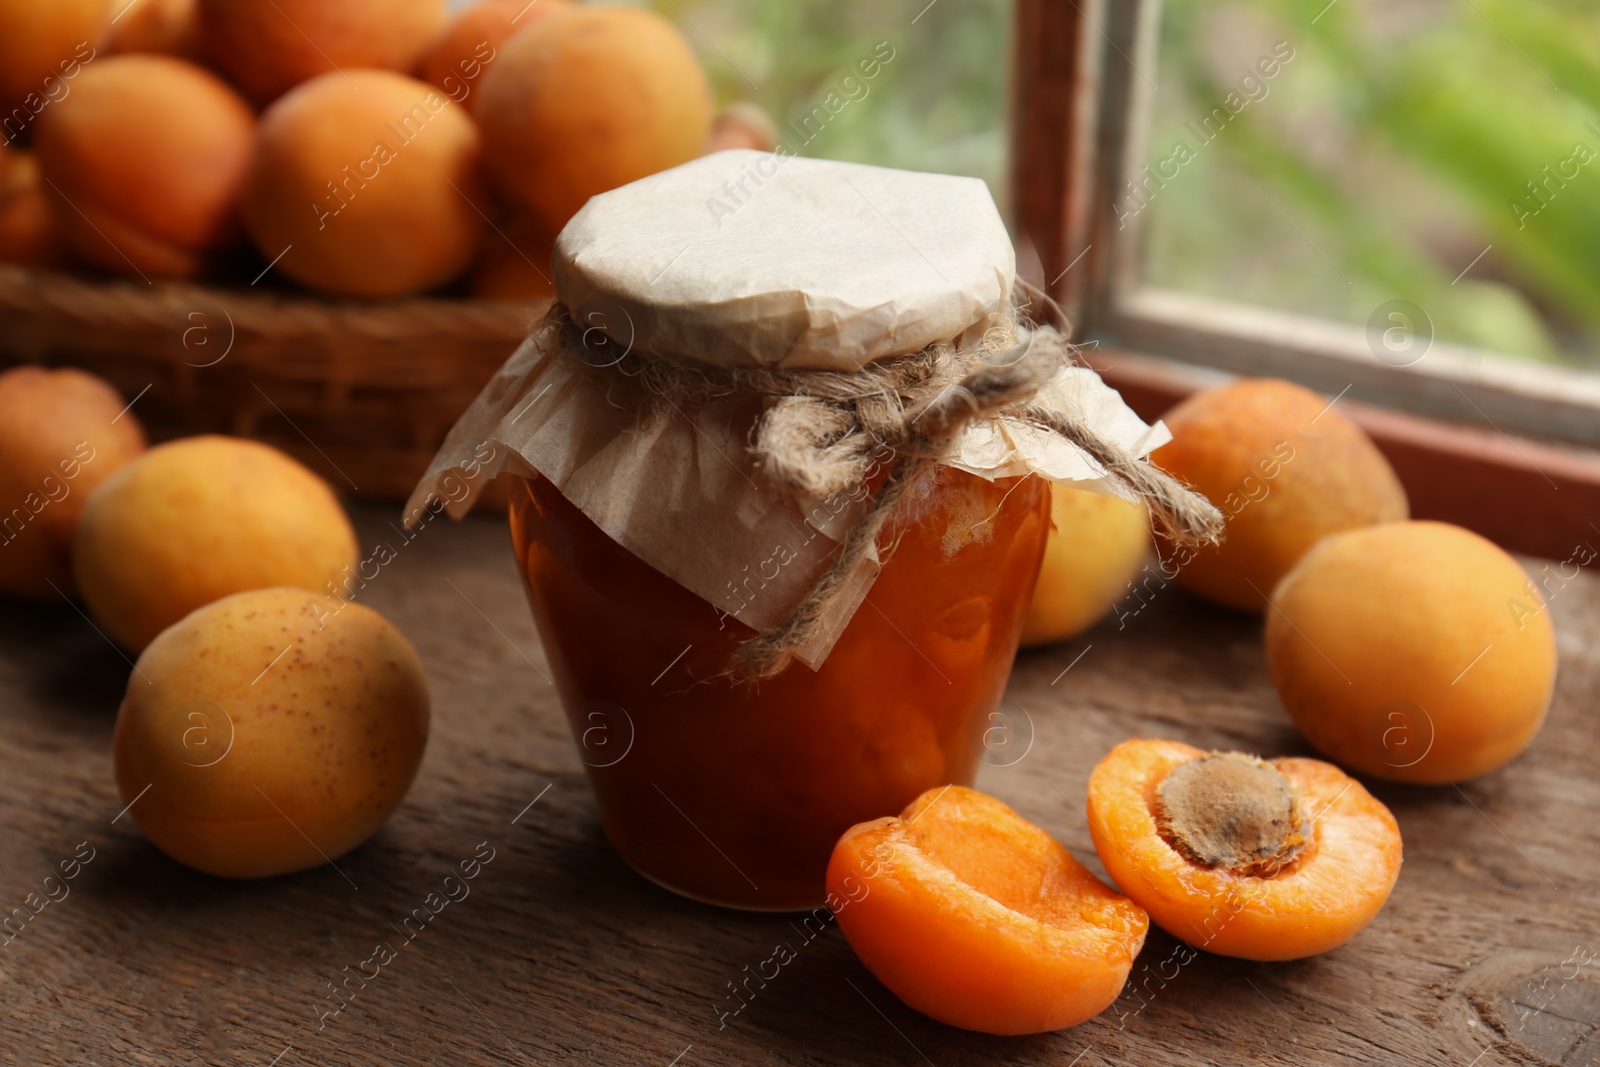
[552,150,1016,371]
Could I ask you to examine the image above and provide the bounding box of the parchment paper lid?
[552,150,1015,371]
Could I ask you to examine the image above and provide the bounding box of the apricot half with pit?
[828,785,1148,1035]
[1266,520,1557,783]
[1087,739,1402,961]
[1151,378,1408,611]
[114,586,430,878]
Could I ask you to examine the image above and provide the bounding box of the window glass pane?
[656,0,1012,209]
[1136,0,1600,370]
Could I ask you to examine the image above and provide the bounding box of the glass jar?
[509,464,1050,911]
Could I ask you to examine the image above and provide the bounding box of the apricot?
[475,5,713,234]
[0,0,108,131]
[106,0,202,60]
[418,0,567,113]
[33,55,253,280]
[0,367,146,599]
[241,70,486,297]
[1151,378,1408,611]
[828,785,1148,1035]
[704,103,778,154]
[1020,485,1148,647]
[469,216,555,303]
[196,0,446,104]
[0,150,64,268]
[73,435,358,651]
[1087,739,1402,961]
[1266,521,1557,783]
[114,587,430,878]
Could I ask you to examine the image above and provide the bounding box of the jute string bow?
[543,293,1223,681]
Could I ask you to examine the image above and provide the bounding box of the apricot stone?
[1265,521,1557,783]
[0,367,146,599]
[1020,484,1148,647]
[114,587,430,879]
[73,435,358,651]
[475,5,713,234]
[0,0,108,132]
[33,55,253,280]
[241,70,486,297]
[197,0,446,104]
[1152,378,1408,611]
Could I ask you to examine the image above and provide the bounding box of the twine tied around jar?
[539,288,1224,682]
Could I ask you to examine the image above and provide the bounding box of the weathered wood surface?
[1,502,1596,1067]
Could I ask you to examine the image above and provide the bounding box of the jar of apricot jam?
[509,464,1050,910]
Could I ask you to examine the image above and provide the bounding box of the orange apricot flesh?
[827,785,1148,1035]
[1087,739,1401,961]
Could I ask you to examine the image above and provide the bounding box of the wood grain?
[1,501,1596,1066]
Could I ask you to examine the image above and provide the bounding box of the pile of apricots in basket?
[1,356,1561,1037]
[0,0,773,299]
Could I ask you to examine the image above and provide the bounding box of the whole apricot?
[1152,378,1408,611]
[0,0,107,130]
[469,216,555,303]
[114,587,430,879]
[106,0,201,60]
[197,0,446,104]
[33,55,253,280]
[241,70,487,297]
[73,435,358,651]
[0,367,146,599]
[418,0,567,113]
[0,150,64,268]
[475,5,713,234]
[1266,520,1557,783]
[829,785,1147,1034]
[1020,485,1148,647]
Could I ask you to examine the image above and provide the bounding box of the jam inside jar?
[509,465,1050,910]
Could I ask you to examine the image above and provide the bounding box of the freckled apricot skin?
[827,785,1148,1035]
[1087,739,1402,961]
[114,587,430,879]
[33,55,254,280]
[1020,484,1149,647]
[0,367,146,600]
[475,5,713,235]
[240,70,487,298]
[73,436,358,652]
[1266,521,1557,784]
[1151,379,1408,611]
[197,0,446,104]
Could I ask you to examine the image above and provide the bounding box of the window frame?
[1010,0,1600,557]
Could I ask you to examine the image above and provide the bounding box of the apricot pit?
[1153,752,1308,878]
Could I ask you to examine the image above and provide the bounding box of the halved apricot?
[827,785,1148,1035]
[1086,739,1401,961]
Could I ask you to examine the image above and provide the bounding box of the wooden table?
[2,502,1596,1067]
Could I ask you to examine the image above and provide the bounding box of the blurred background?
[661,0,1600,375]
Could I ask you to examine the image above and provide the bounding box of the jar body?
[508,466,1050,910]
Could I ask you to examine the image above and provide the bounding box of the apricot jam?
[509,465,1050,910]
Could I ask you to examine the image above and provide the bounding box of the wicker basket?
[0,264,544,501]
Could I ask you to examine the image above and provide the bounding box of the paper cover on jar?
[408,153,1172,668]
